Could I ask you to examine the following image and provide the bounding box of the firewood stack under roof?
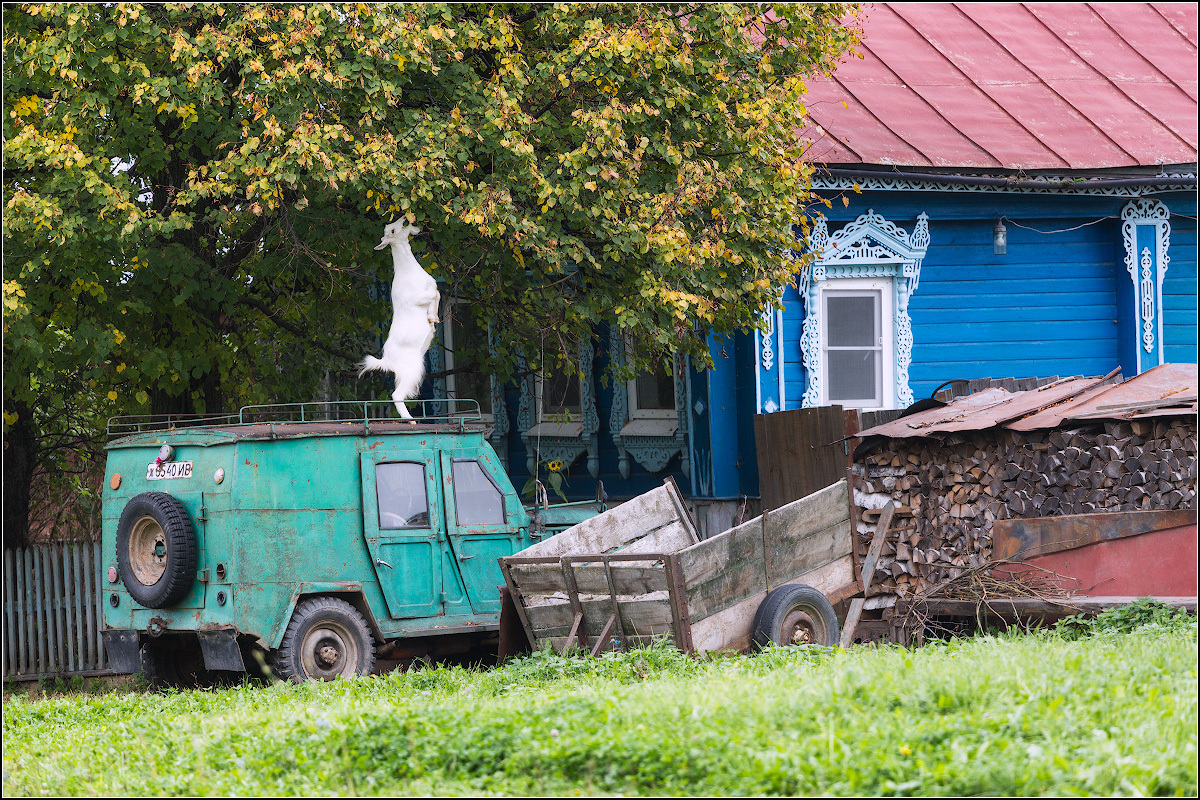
[852,364,1197,600]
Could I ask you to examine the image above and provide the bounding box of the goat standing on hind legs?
[359,220,441,419]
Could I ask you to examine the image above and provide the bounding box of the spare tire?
[116,491,197,608]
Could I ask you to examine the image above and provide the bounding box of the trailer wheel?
[115,491,197,608]
[272,597,375,682]
[751,584,840,649]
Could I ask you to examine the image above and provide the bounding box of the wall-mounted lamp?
[993,218,1008,255]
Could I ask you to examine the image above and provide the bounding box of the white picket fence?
[3,543,110,680]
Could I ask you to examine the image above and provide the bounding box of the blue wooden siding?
[785,190,1197,407]
[1163,194,1197,365]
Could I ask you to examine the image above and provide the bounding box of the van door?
[440,451,523,614]
[360,451,444,619]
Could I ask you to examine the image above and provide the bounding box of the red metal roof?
[802,3,1198,170]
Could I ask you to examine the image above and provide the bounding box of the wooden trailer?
[499,478,869,656]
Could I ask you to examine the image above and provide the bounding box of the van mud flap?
[196,627,246,671]
[102,630,142,674]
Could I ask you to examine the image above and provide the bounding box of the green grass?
[4,621,1196,797]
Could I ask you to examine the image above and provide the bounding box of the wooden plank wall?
[3,542,110,680]
[754,406,850,511]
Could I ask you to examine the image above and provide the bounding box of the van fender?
[271,582,384,650]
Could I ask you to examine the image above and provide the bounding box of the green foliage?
[1055,598,1196,640]
[521,458,570,503]
[4,627,1196,796]
[3,1,860,537]
[4,2,860,414]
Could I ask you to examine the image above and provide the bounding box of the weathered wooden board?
[619,520,697,555]
[764,480,852,588]
[688,554,855,654]
[678,516,765,586]
[525,596,675,642]
[517,480,697,559]
[992,508,1197,561]
[508,563,668,596]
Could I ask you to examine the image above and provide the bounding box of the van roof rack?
[107,399,483,438]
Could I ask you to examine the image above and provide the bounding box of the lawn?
[3,615,1196,796]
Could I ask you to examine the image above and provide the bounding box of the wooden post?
[841,501,896,649]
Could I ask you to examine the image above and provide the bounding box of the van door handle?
[376,559,393,569]
[458,555,475,561]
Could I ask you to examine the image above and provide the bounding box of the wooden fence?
[754,406,907,512]
[3,543,110,681]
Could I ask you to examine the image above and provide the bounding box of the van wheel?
[751,584,839,649]
[116,492,197,609]
[273,597,375,682]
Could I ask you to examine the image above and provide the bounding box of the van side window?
[375,462,430,529]
[451,460,506,525]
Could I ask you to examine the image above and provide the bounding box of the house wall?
[786,189,1197,408]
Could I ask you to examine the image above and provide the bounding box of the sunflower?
[546,460,564,472]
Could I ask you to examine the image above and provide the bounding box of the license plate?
[146,461,193,480]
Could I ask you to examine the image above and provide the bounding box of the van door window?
[450,460,506,525]
[375,462,430,529]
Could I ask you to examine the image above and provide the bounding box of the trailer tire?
[116,491,197,609]
[272,597,376,682]
[751,584,839,649]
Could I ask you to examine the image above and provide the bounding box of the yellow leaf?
[117,363,127,373]
[107,391,118,401]
[842,196,849,207]
[2,410,17,426]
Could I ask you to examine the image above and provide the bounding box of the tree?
[3,2,860,546]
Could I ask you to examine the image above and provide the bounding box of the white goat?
[359,220,441,419]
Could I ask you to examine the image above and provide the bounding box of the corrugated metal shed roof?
[858,363,1198,439]
[802,3,1199,170]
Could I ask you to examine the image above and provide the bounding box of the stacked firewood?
[852,417,1197,598]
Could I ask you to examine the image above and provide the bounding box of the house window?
[628,358,677,420]
[443,306,492,419]
[819,278,893,409]
[538,363,582,419]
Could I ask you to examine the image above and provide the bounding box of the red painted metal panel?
[1021,525,1198,597]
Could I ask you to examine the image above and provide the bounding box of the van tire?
[272,597,376,682]
[116,492,197,609]
[750,584,839,649]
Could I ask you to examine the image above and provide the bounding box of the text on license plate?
[146,461,193,480]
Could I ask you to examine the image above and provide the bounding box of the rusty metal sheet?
[1010,363,1197,429]
[858,378,1102,439]
[992,508,1197,561]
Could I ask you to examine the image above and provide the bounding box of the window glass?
[634,359,675,411]
[447,311,492,415]
[451,460,506,525]
[375,462,430,529]
[543,366,581,416]
[825,291,882,405]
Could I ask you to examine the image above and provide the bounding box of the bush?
[1055,598,1195,640]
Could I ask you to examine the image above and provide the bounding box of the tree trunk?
[4,401,36,550]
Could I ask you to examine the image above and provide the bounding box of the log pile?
[852,417,1197,598]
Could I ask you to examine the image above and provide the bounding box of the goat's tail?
[358,355,385,378]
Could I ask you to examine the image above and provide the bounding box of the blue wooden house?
[426,3,1198,532]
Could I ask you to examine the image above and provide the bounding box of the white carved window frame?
[799,210,929,410]
[608,330,690,480]
[517,339,600,479]
[819,278,895,409]
[1120,199,1170,372]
